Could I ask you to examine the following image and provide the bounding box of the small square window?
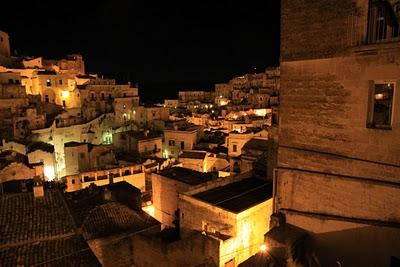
[367,82,394,130]
[232,144,237,152]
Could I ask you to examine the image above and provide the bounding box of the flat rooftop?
[159,167,213,186]
[192,177,272,213]
[179,151,207,160]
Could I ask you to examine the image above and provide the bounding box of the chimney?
[33,176,44,198]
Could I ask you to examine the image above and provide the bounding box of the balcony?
[348,4,400,47]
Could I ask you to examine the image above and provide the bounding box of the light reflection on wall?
[44,165,55,181]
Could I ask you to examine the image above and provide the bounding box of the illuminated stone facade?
[65,164,145,192]
[271,0,400,265]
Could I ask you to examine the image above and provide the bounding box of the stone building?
[13,108,46,139]
[240,138,269,175]
[65,164,145,192]
[226,128,268,158]
[113,130,162,157]
[0,151,44,184]
[26,142,56,181]
[269,0,400,266]
[131,106,169,129]
[179,90,208,102]
[64,142,116,176]
[152,167,214,227]
[163,124,204,158]
[179,175,273,266]
[0,30,10,59]
[43,54,85,75]
[178,150,230,173]
[164,99,179,108]
[0,72,28,134]
[31,70,80,108]
[31,113,115,177]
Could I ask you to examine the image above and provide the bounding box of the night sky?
[1,1,280,102]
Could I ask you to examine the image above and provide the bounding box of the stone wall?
[276,1,400,264]
[281,0,368,61]
[279,52,400,166]
[152,173,191,227]
[89,230,220,267]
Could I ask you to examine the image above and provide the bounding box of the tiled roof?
[81,202,159,240]
[0,190,75,246]
[0,182,157,266]
[0,235,101,267]
[64,182,160,240]
[0,189,101,266]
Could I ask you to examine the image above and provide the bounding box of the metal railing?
[347,5,400,47]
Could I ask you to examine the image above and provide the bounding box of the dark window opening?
[367,82,394,129]
[180,141,185,149]
[101,93,105,100]
[233,144,237,152]
[46,79,51,87]
[45,95,49,103]
[367,1,400,43]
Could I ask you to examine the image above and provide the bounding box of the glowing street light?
[61,91,70,98]
[259,244,268,252]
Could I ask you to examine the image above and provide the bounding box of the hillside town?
[0,28,280,266]
[1,0,400,266]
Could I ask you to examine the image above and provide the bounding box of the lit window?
[46,79,51,86]
[367,82,394,129]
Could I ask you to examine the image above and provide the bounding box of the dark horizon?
[0,1,280,101]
